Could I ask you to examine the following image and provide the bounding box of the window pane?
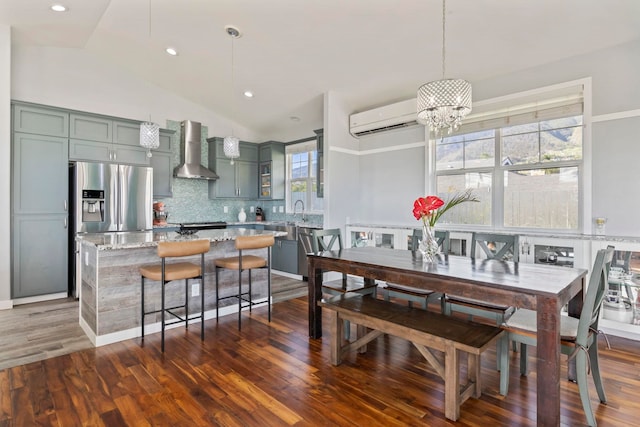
[310,151,317,178]
[290,180,307,210]
[436,142,464,170]
[436,173,492,225]
[502,122,539,136]
[540,115,582,130]
[503,167,578,229]
[291,153,308,179]
[540,126,583,162]
[502,132,538,165]
[465,138,495,168]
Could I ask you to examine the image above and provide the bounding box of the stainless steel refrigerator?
[69,161,153,295]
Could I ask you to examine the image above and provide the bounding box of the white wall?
[11,46,261,142]
[0,26,11,308]
[344,39,640,237]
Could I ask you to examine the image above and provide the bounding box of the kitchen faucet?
[294,199,306,222]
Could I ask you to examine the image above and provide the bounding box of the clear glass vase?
[418,222,440,263]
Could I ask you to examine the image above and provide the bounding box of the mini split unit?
[349,98,419,138]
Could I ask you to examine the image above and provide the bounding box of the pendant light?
[417,0,472,136]
[223,25,241,165]
[139,0,160,157]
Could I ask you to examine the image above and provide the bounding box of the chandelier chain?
[441,0,446,79]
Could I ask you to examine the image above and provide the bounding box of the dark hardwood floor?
[2,294,640,426]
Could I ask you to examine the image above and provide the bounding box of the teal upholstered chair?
[499,246,614,427]
[383,228,449,310]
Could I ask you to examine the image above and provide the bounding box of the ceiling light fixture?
[139,0,160,157]
[243,91,253,98]
[165,47,178,56]
[417,0,471,136]
[223,25,242,165]
[51,5,67,12]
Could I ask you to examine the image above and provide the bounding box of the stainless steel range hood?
[173,120,219,180]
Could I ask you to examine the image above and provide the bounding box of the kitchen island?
[77,228,286,346]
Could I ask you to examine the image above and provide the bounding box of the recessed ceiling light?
[243,91,253,98]
[51,5,67,12]
[165,47,178,56]
[289,116,301,122]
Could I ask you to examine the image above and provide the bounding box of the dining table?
[307,246,587,426]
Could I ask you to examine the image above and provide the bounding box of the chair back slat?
[471,232,519,262]
[576,247,615,346]
[313,229,343,252]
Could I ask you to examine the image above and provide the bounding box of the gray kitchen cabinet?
[70,113,112,143]
[12,128,69,298]
[272,238,299,274]
[13,132,69,214]
[69,139,150,165]
[207,137,258,199]
[258,141,285,200]
[150,151,173,197]
[12,214,68,298]
[13,104,69,137]
[113,120,143,146]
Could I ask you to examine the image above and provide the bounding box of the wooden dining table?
[307,246,587,426]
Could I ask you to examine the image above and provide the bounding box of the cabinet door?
[212,159,237,197]
[13,104,69,137]
[113,121,142,146]
[13,133,68,214]
[70,114,112,143]
[112,145,150,166]
[158,129,174,152]
[150,151,173,197]
[237,160,258,199]
[69,139,111,162]
[272,239,298,273]
[12,214,68,298]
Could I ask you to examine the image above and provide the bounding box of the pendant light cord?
[441,0,446,79]
[230,33,235,137]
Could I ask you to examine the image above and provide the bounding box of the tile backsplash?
[157,120,322,226]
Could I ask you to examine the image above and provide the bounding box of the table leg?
[308,259,323,338]
[536,295,561,426]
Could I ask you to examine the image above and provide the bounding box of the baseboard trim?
[0,299,13,310]
[13,292,68,306]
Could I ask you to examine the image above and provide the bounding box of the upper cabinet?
[258,141,285,200]
[13,104,69,138]
[207,137,259,199]
[70,114,112,143]
[150,129,175,198]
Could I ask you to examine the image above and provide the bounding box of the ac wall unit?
[349,98,419,138]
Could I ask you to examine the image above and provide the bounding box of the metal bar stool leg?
[141,276,145,340]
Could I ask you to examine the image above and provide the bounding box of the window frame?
[433,111,584,233]
[285,141,323,214]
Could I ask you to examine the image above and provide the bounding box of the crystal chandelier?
[140,121,160,157]
[417,0,471,135]
[224,26,241,165]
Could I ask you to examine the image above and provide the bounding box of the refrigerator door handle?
[64,217,68,228]
[64,199,67,211]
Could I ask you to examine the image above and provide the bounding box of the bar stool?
[140,239,210,352]
[215,234,275,330]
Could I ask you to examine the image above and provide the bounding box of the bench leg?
[329,310,344,365]
[467,353,481,398]
[444,342,461,422]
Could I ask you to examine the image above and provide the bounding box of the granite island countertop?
[77,228,288,251]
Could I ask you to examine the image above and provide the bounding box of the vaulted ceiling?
[3,0,640,138]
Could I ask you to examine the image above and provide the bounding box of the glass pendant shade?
[139,121,160,157]
[223,135,240,164]
[417,78,472,134]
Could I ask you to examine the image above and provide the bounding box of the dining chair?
[139,239,210,352]
[383,228,449,310]
[443,232,519,368]
[214,234,275,330]
[499,246,614,427]
[307,228,378,339]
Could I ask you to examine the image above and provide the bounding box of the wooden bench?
[319,293,504,422]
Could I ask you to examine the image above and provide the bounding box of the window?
[286,141,323,213]
[434,107,583,230]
